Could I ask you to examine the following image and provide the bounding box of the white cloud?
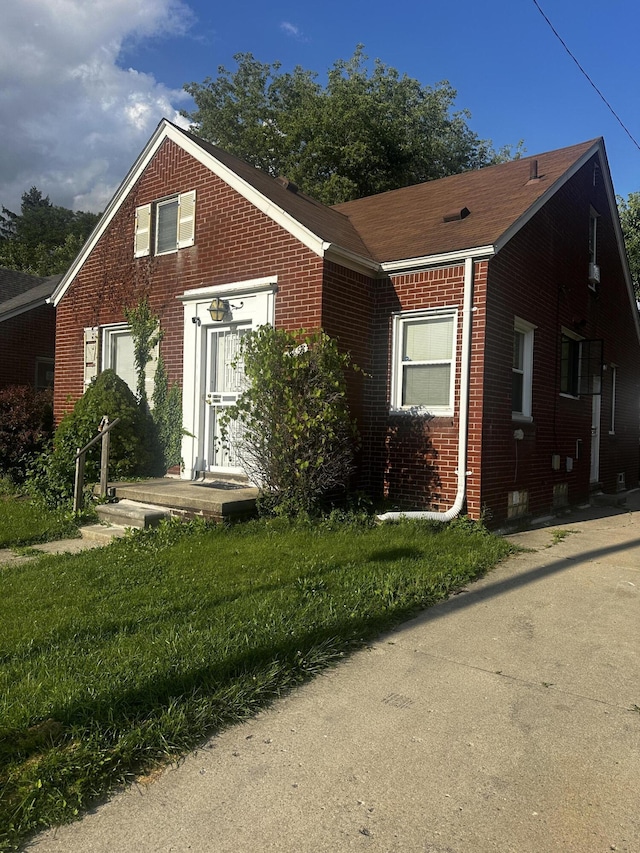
[0,0,194,214]
[280,21,305,41]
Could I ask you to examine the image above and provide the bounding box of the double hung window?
[392,309,457,414]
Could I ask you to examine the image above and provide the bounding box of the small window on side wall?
[559,332,603,397]
[512,318,535,420]
[392,309,457,415]
[588,208,600,289]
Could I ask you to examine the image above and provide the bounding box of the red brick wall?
[0,305,55,389]
[54,138,325,421]
[481,154,640,524]
[365,264,486,513]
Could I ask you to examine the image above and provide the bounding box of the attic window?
[442,207,470,223]
[134,190,196,258]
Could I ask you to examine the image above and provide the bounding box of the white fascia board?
[52,120,331,307]
[381,245,495,274]
[322,242,381,276]
[52,123,170,307]
[165,125,327,258]
[178,276,277,301]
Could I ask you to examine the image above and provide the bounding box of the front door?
[203,325,249,470]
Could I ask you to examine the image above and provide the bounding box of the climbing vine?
[125,297,183,471]
[123,297,163,406]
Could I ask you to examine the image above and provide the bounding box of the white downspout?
[377,255,475,523]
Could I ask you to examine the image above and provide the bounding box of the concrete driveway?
[27,496,640,853]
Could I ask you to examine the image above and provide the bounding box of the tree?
[618,192,640,299]
[220,326,359,516]
[184,47,521,205]
[0,188,99,276]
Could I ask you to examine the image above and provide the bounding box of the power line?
[532,0,640,153]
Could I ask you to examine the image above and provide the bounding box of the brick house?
[0,268,59,390]
[51,120,640,526]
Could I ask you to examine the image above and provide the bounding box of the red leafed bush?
[0,385,53,483]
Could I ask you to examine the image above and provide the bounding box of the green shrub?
[29,370,160,506]
[0,386,53,484]
[220,326,359,516]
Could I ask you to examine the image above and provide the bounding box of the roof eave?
[0,295,53,323]
[381,245,495,274]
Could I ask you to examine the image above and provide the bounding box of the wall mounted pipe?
[377,255,475,523]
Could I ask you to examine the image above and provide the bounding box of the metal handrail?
[73,416,120,513]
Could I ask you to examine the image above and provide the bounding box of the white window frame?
[512,317,536,421]
[134,190,196,258]
[155,196,180,255]
[609,364,617,435]
[101,323,159,402]
[588,207,599,292]
[589,207,599,266]
[560,327,583,399]
[391,308,457,416]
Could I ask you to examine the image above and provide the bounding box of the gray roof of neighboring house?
[0,269,61,322]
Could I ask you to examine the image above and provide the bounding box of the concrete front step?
[95,499,171,529]
[96,478,259,522]
[80,523,129,544]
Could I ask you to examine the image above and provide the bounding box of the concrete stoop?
[94,499,172,530]
[94,478,259,523]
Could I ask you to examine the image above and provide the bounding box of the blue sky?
[2,0,638,214]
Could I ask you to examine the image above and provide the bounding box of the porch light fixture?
[207,297,245,322]
[208,297,228,322]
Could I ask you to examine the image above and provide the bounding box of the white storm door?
[204,325,249,469]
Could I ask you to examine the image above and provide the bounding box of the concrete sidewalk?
[27,497,640,853]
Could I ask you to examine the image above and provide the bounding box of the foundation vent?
[553,483,569,509]
[507,490,529,519]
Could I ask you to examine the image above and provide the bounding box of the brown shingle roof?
[332,140,600,263]
[181,128,372,259]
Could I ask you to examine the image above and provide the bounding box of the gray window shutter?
[134,203,151,257]
[84,327,100,389]
[177,190,196,248]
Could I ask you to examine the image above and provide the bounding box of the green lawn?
[0,495,79,549]
[0,515,513,851]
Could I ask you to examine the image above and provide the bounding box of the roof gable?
[52,120,372,307]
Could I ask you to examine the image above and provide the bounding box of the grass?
[0,514,513,851]
[0,493,79,549]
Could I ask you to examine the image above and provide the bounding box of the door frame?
[179,277,276,480]
[590,375,601,484]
